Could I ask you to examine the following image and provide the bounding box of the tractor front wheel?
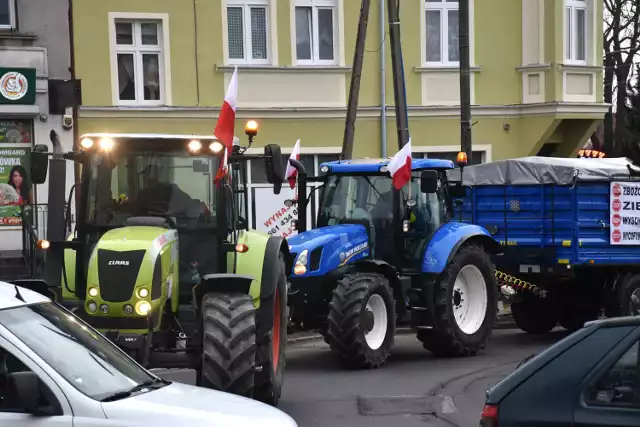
[326,273,396,369]
[254,253,288,406]
[418,244,497,357]
[200,293,256,398]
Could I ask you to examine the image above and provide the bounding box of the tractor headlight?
[99,304,109,314]
[87,301,97,313]
[137,288,149,298]
[99,137,115,152]
[296,249,309,266]
[136,301,152,316]
[320,165,329,173]
[123,304,134,314]
[88,287,99,297]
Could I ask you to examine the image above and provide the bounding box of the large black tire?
[511,295,557,334]
[417,244,498,357]
[611,273,640,317]
[254,253,287,406]
[557,301,599,331]
[326,272,396,369]
[200,293,256,398]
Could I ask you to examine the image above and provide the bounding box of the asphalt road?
[157,327,569,427]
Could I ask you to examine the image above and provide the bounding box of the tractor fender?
[192,274,256,310]
[259,235,290,302]
[351,259,399,289]
[422,222,501,274]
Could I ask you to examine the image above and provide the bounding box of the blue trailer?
[447,156,640,333]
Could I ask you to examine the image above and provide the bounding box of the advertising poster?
[253,186,315,238]
[0,147,33,226]
[0,119,33,144]
[610,181,640,245]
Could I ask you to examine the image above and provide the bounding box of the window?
[565,0,587,63]
[113,20,165,104]
[424,0,460,65]
[0,0,15,29]
[587,339,640,407]
[294,0,338,65]
[226,0,270,64]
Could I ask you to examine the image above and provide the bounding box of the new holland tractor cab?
[284,155,502,369]
[28,124,290,405]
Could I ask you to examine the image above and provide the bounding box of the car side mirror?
[420,170,438,193]
[31,144,49,185]
[7,372,61,416]
[264,144,284,195]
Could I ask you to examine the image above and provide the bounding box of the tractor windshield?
[317,172,448,257]
[84,151,219,230]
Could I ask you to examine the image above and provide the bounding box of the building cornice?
[79,102,611,120]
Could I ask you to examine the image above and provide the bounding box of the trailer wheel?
[200,293,256,398]
[327,273,396,369]
[614,273,640,317]
[254,253,287,406]
[418,244,497,357]
[511,295,557,334]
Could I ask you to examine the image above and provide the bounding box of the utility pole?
[459,0,472,160]
[341,0,371,160]
[386,0,409,149]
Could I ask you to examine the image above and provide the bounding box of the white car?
[0,282,297,427]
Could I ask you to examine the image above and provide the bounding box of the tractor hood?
[287,224,371,277]
[101,381,297,427]
[87,226,178,303]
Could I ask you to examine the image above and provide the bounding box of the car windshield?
[86,150,219,230]
[0,302,156,401]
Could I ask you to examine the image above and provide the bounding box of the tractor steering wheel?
[144,202,178,229]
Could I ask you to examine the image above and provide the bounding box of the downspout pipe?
[380,0,387,158]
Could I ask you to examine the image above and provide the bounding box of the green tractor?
[27,125,290,405]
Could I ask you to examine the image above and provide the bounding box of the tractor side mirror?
[31,144,49,184]
[449,184,469,198]
[264,144,285,195]
[420,170,438,193]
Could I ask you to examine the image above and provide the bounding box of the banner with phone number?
[610,181,640,245]
[252,186,314,238]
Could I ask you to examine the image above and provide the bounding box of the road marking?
[441,396,457,414]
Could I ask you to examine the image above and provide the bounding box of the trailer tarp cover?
[446,156,637,186]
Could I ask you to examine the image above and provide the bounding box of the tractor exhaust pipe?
[44,130,67,288]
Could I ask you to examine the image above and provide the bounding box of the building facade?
[0,0,75,251]
[73,0,608,236]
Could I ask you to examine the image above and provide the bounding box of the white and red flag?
[214,67,238,185]
[285,139,301,189]
[387,138,412,190]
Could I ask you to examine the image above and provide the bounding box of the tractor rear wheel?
[418,244,497,357]
[326,273,396,369]
[254,253,287,406]
[511,294,557,334]
[200,293,256,398]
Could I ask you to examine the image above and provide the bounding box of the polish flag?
[387,138,412,190]
[285,139,301,189]
[214,67,239,153]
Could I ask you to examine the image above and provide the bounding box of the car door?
[0,336,72,427]
[574,325,640,427]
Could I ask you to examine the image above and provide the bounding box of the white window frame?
[226,0,271,65]
[564,0,588,65]
[0,0,16,29]
[108,13,172,106]
[423,0,461,66]
[293,0,339,66]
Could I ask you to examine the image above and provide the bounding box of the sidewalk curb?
[286,317,516,343]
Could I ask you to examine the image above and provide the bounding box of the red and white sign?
[253,186,314,238]
[610,181,640,245]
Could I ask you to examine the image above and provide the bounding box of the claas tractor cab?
[283,154,501,369]
[26,124,290,405]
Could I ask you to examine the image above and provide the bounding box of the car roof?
[0,281,50,310]
[320,157,454,174]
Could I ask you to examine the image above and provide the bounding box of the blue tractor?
[285,156,502,368]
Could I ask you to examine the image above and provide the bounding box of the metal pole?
[341,0,371,160]
[379,0,387,158]
[386,0,409,149]
[459,0,472,160]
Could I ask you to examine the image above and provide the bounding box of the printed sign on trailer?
[610,182,640,245]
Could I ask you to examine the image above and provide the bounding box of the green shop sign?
[0,68,36,105]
